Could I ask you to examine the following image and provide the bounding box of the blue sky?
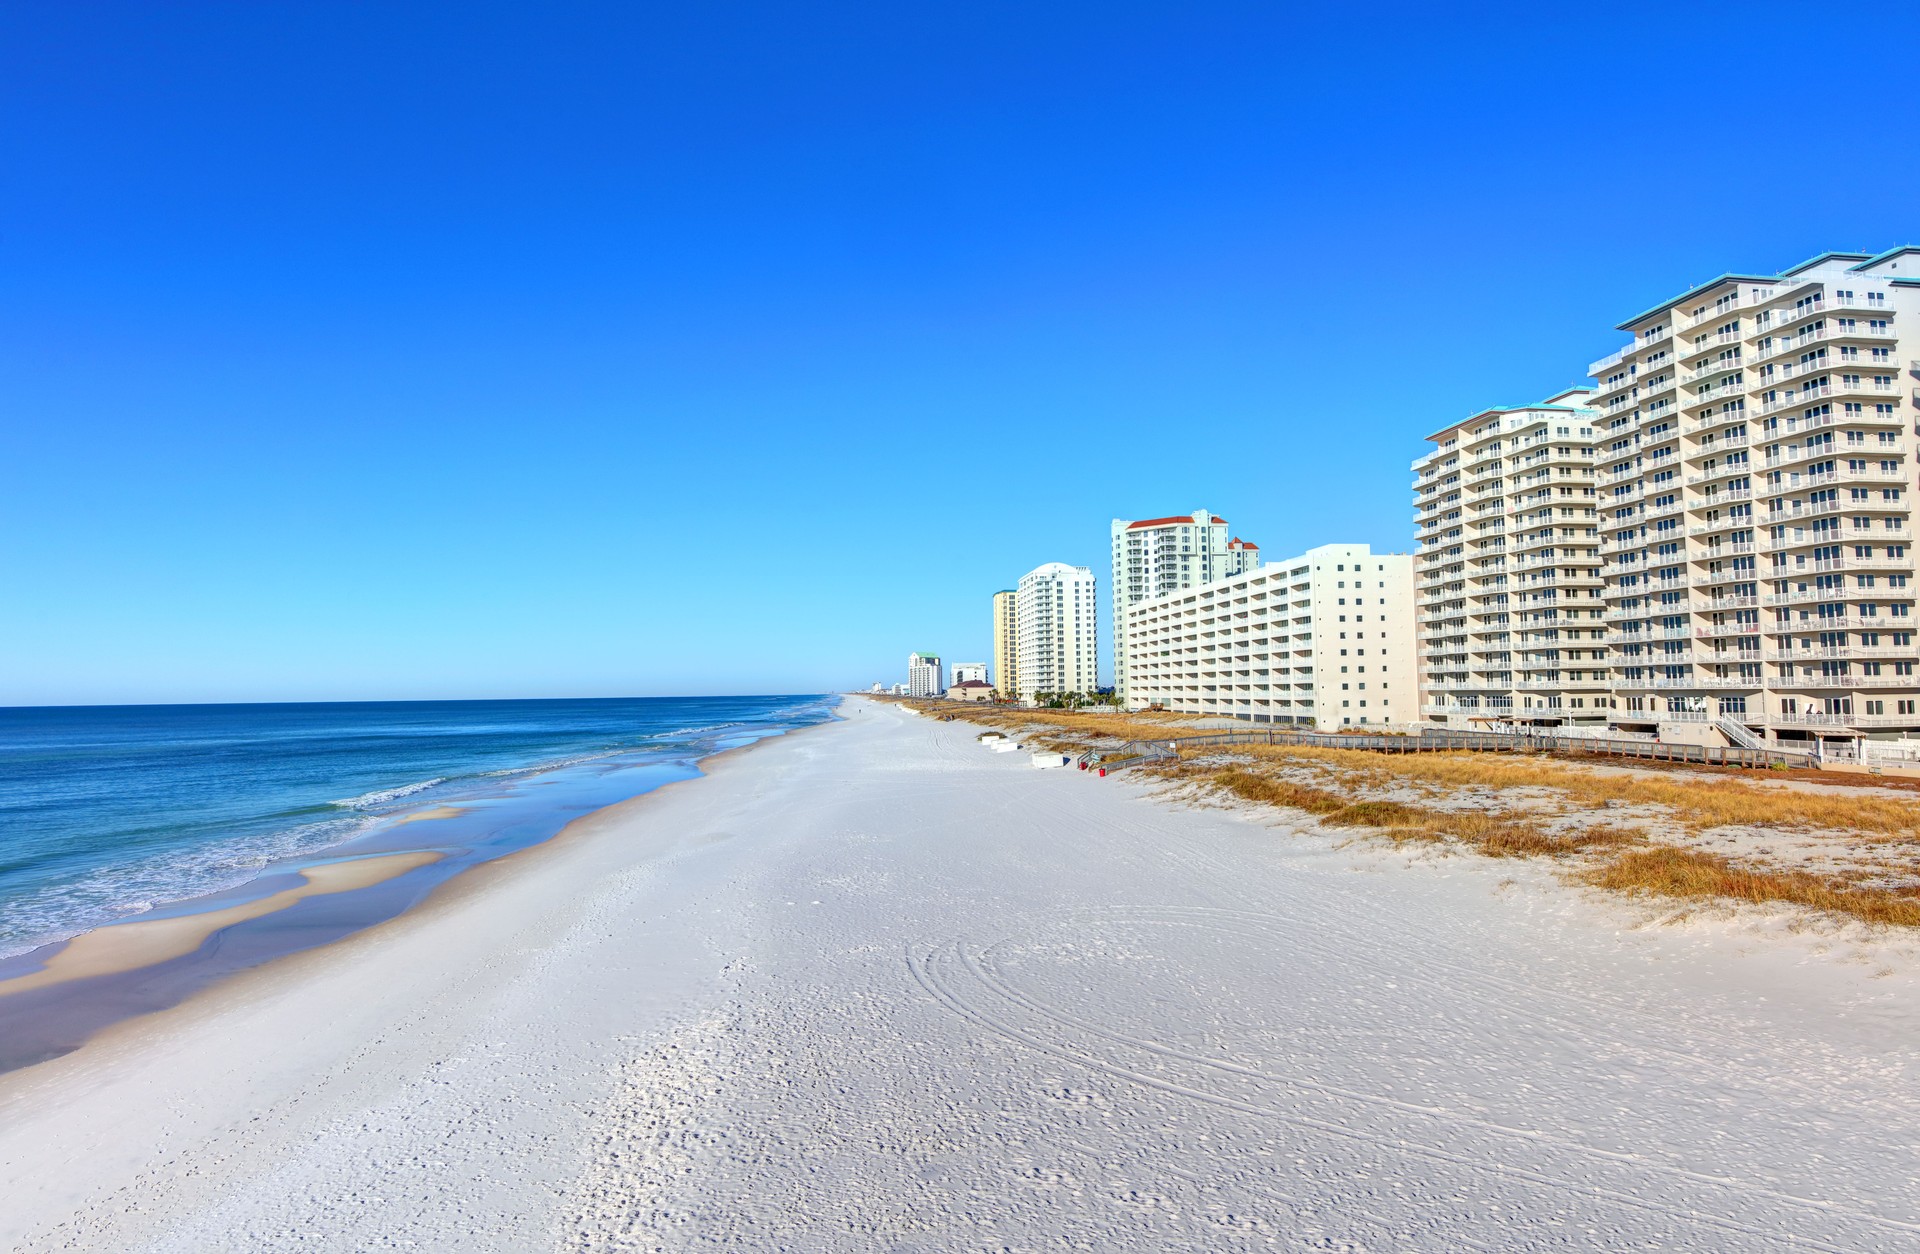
[4,2,1919,704]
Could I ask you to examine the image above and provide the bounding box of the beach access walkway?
[3,697,1917,1250]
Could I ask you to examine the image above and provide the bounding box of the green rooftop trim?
[1779,250,1872,277]
[1614,248,1911,330]
[1613,272,1772,331]
[1423,397,1598,442]
[1850,245,1920,271]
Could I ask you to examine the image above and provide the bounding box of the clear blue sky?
[5,2,1918,704]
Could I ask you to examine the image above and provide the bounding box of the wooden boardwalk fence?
[1083,727,1813,773]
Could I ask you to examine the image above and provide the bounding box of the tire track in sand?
[906,936,1908,1252]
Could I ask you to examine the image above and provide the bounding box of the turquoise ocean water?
[0,695,836,961]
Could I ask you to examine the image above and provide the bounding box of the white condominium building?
[907,651,943,698]
[1110,510,1261,701]
[1122,543,1415,727]
[950,662,988,686]
[1412,392,1609,729]
[992,590,1018,698]
[1590,248,1920,747]
[1414,247,1920,748]
[1016,563,1098,699]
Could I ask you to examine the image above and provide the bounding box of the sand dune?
[3,697,1917,1251]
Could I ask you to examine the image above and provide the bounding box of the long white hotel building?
[1417,247,1920,747]
[1121,544,1415,727]
[1015,562,1098,699]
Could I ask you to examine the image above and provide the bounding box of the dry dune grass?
[912,699,1920,838]
[885,696,1920,929]
[1585,848,1920,928]
[1208,767,1640,858]
[1234,743,1920,837]
[1200,759,1920,930]
[896,700,1188,748]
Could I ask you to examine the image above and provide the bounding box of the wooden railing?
[1081,726,1812,772]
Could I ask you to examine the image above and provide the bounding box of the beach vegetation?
[1582,848,1920,929]
[885,697,1920,931]
[1229,742,1920,838]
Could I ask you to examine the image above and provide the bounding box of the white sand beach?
[3,697,1918,1251]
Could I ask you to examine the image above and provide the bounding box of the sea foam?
[331,778,448,810]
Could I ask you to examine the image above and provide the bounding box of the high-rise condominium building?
[1016,563,1098,699]
[907,651,943,698]
[1593,248,1920,747]
[1110,510,1261,702]
[1122,544,1414,726]
[1416,247,1920,748]
[950,662,988,686]
[992,590,1018,698]
[1412,392,1610,729]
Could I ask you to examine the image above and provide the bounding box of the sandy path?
[3,699,1918,1252]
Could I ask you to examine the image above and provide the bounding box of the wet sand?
[0,851,442,999]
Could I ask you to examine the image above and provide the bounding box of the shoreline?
[0,708,835,1080]
[2,699,1916,1251]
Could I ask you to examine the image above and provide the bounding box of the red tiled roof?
[950,679,993,689]
[1127,514,1226,530]
[1228,537,1259,549]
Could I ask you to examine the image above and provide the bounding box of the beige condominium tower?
[991,589,1017,698]
[1418,247,1920,751]
[1412,392,1609,729]
[1589,248,1920,749]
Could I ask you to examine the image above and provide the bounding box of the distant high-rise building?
[1016,563,1098,699]
[951,662,988,686]
[992,590,1018,698]
[1111,510,1260,702]
[907,651,943,698]
[1123,543,1415,726]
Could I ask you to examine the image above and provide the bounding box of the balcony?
[1761,498,1846,524]
[1685,466,1756,487]
[1681,358,1745,385]
[1773,673,1920,690]
[1765,615,1881,633]
[1769,712,1856,728]
[1758,384,1832,417]
[1686,433,1751,457]
[1768,646,1915,663]
[1763,585,1859,607]
[1588,345,1634,376]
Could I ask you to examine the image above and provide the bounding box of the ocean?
[0,695,837,962]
